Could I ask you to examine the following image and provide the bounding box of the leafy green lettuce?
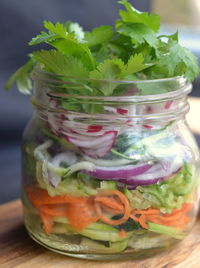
[125,164,197,213]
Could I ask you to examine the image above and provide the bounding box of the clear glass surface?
[21,74,200,260]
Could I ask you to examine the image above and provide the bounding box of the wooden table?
[1,97,200,268]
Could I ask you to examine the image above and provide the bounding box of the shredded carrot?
[66,197,99,231]
[130,214,140,223]
[100,205,123,215]
[94,189,131,226]
[27,186,194,234]
[119,229,127,238]
[133,208,160,215]
[39,210,53,234]
[138,215,148,229]
[27,187,86,206]
[39,204,68,217]
[95,196,124,212]
[130,203,193,230]
[27,187,99,233]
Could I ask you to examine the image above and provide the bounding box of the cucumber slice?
[128,232,170,250]
[53,217,69,224]
[80,238,128,253]
[52,223,77,235]
[148,222,185,240]
[79,222,125,242]
[100,181,117,190]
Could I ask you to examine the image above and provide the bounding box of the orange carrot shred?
[94,189,131,226]
[39,210,53,234]
[119,229,127,238]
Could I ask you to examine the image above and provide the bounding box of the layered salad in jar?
[5,0,200,256]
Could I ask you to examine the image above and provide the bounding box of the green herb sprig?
[5,0,199,97]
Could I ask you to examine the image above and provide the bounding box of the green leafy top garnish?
[4,0,199,96]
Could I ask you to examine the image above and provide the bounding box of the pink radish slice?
[62,122,109,136]
[104,106,128,115]
[48,99,62,135]
[48,114,62,135]
[80,141,113,158]
[87,125,103,133]
[62,130,118,158]
[165,101,173,110]
[143,125,153,129]
[116,108,128,115]
[83,163,152,180]
[62,131,117,149]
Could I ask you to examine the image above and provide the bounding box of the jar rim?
[32,70,191,103]
[32,70,192,103]
[34,69,186,84]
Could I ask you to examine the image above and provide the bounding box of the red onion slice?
[83,163,152,180]
[82,160,182,187]
[118,162,181,186]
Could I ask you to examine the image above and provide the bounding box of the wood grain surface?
[0,199,200,268]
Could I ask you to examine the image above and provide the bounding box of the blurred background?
[0,0,200,204]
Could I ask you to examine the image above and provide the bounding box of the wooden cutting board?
[0,199,200,268]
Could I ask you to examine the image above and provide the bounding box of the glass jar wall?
[21,73,200,260]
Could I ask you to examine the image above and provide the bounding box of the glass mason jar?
[22,71,200,260]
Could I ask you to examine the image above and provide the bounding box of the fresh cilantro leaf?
[137,81,178,95]
[33,50,89,78]
[33,50,94,95]
[117,23,158,48]
[50,33,96,70]
[4,59,34,94]
[42,21,95,69]
[92,45,110,63]
[43,21,67,38]
[118,0,160,32]
[109,34,134,62]
[29,31,57,46]
[123,54,153,76]
[89,58,125,96]
[158,31,179,42]
[5,0,200,98]
[29,21,84,46]
[85,26,114,47]
[156,40,199,82]
[30,21,95,70]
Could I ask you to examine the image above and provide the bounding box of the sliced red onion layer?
[118,163,181,186]
[62,130,117,158]
[83,163,152,180]
[82,160,182,187]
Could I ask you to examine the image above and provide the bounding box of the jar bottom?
[25,220,183,261]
